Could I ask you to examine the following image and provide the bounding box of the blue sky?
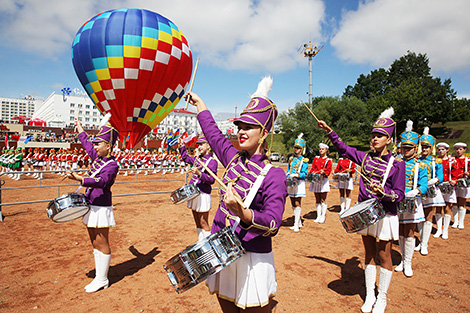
[1,0,469,119]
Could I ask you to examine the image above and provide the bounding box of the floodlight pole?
[299,42,323,105]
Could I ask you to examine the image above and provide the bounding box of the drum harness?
[75,159,115,193]
[221,158,274,235]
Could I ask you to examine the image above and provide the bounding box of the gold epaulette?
[395,157,404,162]
[303,158,309,163]
[435,158,443,164]
[419,162,428,169]
[288,156,293,162]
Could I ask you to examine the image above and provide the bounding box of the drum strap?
[381,155,395,188]
[243,164,273,209]
[75,159,115,193]
[432,160,435,179]
[413,162,419,190]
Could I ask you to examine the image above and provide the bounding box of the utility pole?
[298,42,323,105]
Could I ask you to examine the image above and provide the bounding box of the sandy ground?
[0,166,469,313]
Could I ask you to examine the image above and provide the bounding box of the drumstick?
[197,160,247,209]
[184,57,200,110]
[300,100,319,122]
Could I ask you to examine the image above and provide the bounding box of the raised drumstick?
[197,159,247,209]
[184,57,200,110]
[301,100,319,122]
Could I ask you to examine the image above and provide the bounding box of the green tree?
[278,96,374,155]
[344,51,458,130]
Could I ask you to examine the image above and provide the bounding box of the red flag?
[4,134,8,148]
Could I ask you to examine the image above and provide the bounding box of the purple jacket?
[198,110,287,253]
[178,146,217,194]
[78,132,119,206]
[328,131,405,215]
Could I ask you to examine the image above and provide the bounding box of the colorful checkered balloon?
[72,8,193,147]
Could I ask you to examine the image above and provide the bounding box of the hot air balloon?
[71,8,193,147]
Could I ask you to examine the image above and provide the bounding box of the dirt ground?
[0,167,469,313]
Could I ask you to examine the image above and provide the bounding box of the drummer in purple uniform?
[317,107,405,313]
[178,133,218,241]
[66,114,119,293]
[185,76,287,313]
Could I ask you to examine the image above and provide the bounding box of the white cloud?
[331,0,470,73]
[0,0,325,72]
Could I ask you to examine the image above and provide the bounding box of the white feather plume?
[297,133,303,139]
[99,112,111,128]
[423,127,429,135]
[405,120,413,132]
[378,107,394,119]
[251,76,273,99]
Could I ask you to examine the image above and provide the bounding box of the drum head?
[52,206,90,223]
[340,198,377,218]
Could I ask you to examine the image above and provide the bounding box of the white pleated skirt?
[206,251,277,309]
[82,205,115,228]
[358,214,399,241]
[422,187,445,208]
[442,189,457,204]
[456,186,470,199]
[287,180,306,197]
[187,192,212,212]
[336,177,354,190]
[309,177,330,193]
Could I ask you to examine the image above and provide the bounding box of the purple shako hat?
[371,107,396,138]
[196,133,208,144]
[92,113,119,146]
[233,76,278,133]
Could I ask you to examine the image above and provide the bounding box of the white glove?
[291,173,299,178]
[428,178,439,186]
[405,189,419,198]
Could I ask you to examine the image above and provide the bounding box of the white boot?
[452,205,459,228]
[434,213,443,238]
[292,207,302,232]
[442,214,451,239]
[403,237,414,277]
[372,267,393,313]
[314,203,321,223]
[415,222,423,251]
[420,221,433,256]
[395,236,405,272]
[196,228,203,241]
[361,264,376,313]
[339,197,345,215]
[458,206,466,229]
[345,197,352,211]
[85,250,110,293]
[319,203,327,223]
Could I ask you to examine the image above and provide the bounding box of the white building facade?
[33,92,201,134]
[0,96,40,122]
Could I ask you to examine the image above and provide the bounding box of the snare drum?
[286,177,298,188]
[307,173,322,183]
[339,198,385,233]
[164,227,245,293]
[46,193,90,223]
[457,178,469,188]
[170,183,201,205]
[398,197,417,214]
[438,182,453,194]
[423,185,437,199]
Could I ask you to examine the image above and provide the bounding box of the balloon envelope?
[72,8,193,147]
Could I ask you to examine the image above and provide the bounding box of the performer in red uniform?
[435,142,455,239]
[450,142,469,229]
[308,143,332,223]
[334,157,356,214]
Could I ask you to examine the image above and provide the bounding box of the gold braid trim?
[240,210,279,236]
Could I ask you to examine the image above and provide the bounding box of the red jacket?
[309,156,332,177]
